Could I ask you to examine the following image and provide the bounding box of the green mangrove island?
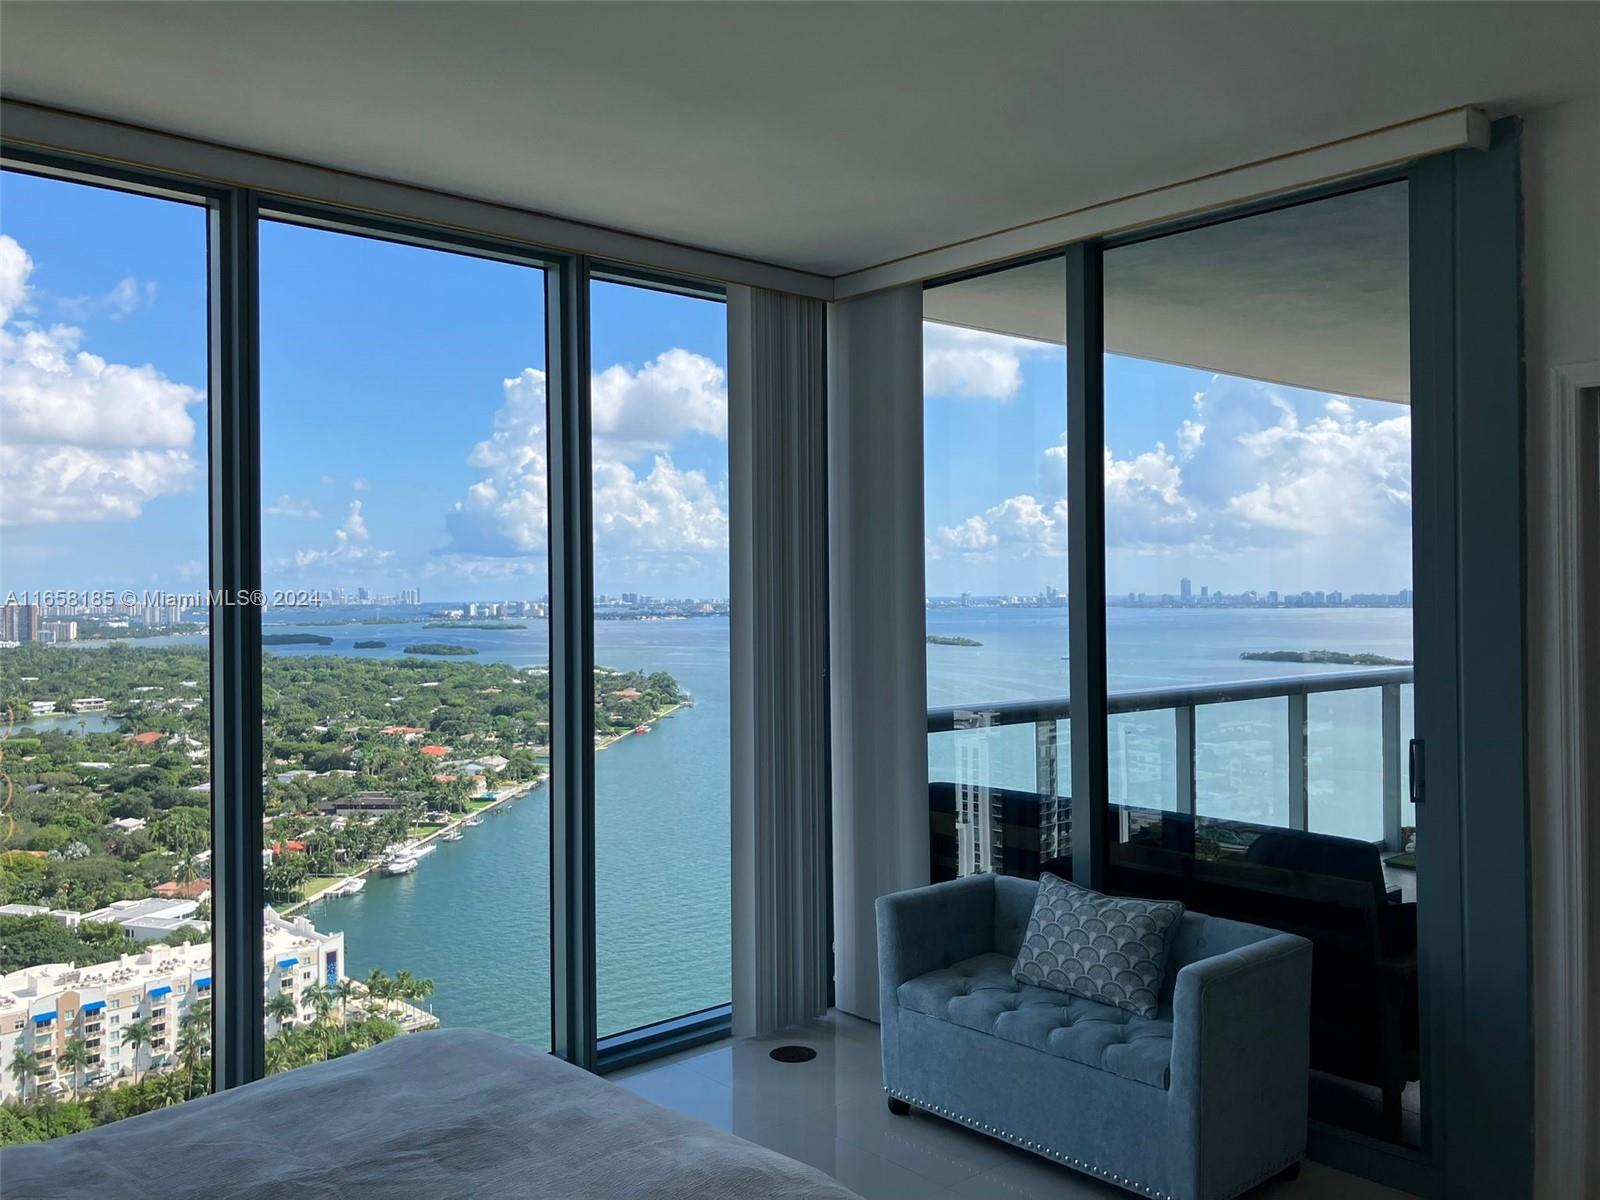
[926,635,983,648]
[403,643,477,656]
[1241,649,1412,666]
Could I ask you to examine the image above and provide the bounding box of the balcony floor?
[614,1009,1415,1200]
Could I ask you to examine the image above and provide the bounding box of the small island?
[422,621,528,630]
[353,639,388,649]
[926,635,983,648]
[403,643,479,656]
[262,633,336,646]
[1241,650,1412,667]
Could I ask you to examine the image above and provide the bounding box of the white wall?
[828,285,930,1021]
[1521,89,1600,1199]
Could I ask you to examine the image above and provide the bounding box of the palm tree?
[9,1046,39,1102]
[305,982,336,1027]
[120,1018,154,1084]
[333,978,359,1021]
[392,969,417,1017]
[176,1005,210,1099]
[364,969,392,1017]
[265,1032,293,1076]
[266,991,297,1032]
[174,853,200,887]
[157,1069,187,1108]
[60,1036,92,1101]
[408,975,435,1014]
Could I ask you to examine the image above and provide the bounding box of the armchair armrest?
[875,875,997,1016]
[1170,932,1312,1198]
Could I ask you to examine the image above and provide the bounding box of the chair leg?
[887,1097,912,1116]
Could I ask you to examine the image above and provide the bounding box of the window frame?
[0,142,734,1088]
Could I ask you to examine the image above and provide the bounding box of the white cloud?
[0,237,30,326]
[58,276,159,322]
[319,474,337,486]
[445,368,550,557]
[103,277,158,320]
[1104,444,1197,545]
[930,376,1411,577]
[350,476,370,492]
[591,349,726,459]
[266,495,322,519]
[444,363,730,573]
[923,323,1056,402]
[593,455,728,558]
[0,235,203,527]
[290,501,391,569]
[932,494,1068,559]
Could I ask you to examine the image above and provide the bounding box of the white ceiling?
[927,183,1411,403]
[1,2,1595,277]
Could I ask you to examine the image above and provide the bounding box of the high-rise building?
[1180,577,1192,603]
[1,602,40,643]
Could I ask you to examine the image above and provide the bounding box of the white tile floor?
[614,1011,1415,1200]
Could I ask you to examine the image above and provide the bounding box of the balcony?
[929,666,1415,872]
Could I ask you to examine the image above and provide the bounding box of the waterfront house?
[316,793,403,819]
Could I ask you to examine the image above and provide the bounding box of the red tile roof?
[128,731,165,746]
[153,879,212,899]
[419,745,451,758]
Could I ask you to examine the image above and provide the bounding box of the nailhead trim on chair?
[884,1086,1169,1199]
[883,1086,1302,1200]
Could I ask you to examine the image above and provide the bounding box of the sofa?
[877,874,1313,1200]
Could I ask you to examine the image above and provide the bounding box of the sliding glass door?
[915,174,1484,1186]
[1100,183,1423,1147]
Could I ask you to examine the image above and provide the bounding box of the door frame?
[1053,122,1529,1197]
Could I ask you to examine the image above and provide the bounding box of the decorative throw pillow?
[1012,873,1184,1018]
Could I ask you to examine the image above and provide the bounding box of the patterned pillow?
[1012,873,1185,1018]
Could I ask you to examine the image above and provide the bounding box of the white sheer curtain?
[728,286,831,1036]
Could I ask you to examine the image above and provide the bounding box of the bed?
[0,1028,863,1199]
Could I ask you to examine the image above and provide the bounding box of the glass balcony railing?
[928,666,1415,880]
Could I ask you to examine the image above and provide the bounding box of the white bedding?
[0,1028,863,1199]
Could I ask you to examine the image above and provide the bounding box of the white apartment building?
[80,897,207,942]
[0,911,344,1102]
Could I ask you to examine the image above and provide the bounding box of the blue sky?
[1,168,1411,608]
[923,325,1414,598]
[1,170,729,602]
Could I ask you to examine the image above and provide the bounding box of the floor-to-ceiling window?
[923,258,1071,880]
[589,275,731,1039]
[0,169,215,1134]
[258,220,552,1068]
[1101,184,1421,1146]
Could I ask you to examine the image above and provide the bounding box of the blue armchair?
[877,874,1313,1200]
